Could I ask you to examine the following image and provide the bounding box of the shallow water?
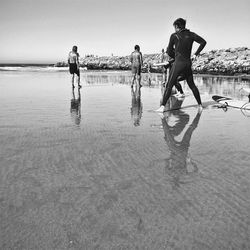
[0,71,250,249]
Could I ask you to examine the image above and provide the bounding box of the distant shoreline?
[0,63,54,67]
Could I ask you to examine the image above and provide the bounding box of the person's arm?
[193,33,207,56]
[161,53,164,63]
[130,53,133,63]
[166,34,175,59]
[168,57,175,64]
[76,53,80,69]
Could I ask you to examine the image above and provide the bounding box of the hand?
[191,54,197,62]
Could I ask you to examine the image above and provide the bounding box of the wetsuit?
[161,29,206,106]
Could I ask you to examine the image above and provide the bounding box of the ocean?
[0,64,68,72]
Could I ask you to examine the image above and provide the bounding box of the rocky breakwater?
[55,47,250,75]
[78,54,161,72]
[192,47,250,75]
[81,55,131,70]
[55,54,162,72]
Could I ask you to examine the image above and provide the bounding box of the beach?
[0,70,250,249]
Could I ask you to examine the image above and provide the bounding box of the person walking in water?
[68,46,81,89]
[156,18,206,112]
[130,45,143,88]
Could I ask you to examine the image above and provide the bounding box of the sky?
[0,0,249,63]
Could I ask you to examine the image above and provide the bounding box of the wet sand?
[0,71,250,249]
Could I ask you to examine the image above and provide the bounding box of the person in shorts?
[68,46,81,88]
[130,45,143,88]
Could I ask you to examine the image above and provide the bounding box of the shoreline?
[0,66,249,80]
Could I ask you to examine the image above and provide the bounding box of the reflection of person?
[130,45,143,88]
[70,86,81,125]
[68,46,81,89]
[131,85,143,126]
[161,97,202,188]
[156,18,206,112]
[146,63,152,86]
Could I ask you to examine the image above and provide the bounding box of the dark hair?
[134,45,140,51]
[173,18,186,29]
[72,46,78,52]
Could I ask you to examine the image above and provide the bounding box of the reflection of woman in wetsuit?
[131,85,143,126]
[161,97,202,188]
[70,86,81,125]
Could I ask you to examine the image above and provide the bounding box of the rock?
[192,47,250,75]
[55,47,250,75]
[55,61,68,67]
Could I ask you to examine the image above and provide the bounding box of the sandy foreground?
[0,71,250,249]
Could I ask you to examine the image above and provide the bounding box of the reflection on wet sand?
[81,72,250,97]
[130,86,143,126]
[81,72,164,87]
[70,87,81,125]
[161,96,202,189]
[1,72,250,249]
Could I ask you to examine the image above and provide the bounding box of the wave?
[0,66,69,72]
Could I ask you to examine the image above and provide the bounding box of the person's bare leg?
[78,74,81,88]
[72,74,75,88]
